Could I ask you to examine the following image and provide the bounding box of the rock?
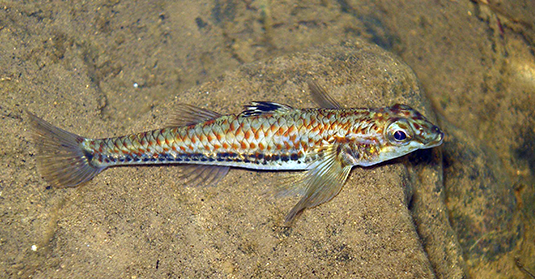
[442,120,521,273]
[35,40,460,278]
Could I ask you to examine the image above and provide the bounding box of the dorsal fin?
[240,101,293,117]
[166,104,222,127]
[307,80,342,109]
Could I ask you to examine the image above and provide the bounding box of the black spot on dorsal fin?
[240,101,294,117]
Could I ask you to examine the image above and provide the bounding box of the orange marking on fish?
[244,130,252,140]
[335,135,348,144]
[288,125,295,134]
[284,141,291,149]
[299,142,307,152]
[289,134,297,143]
[327,112,335,120]
[203,119,216,126]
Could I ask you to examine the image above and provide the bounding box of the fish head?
[377,104,444,161]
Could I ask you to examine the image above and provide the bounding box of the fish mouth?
[428,129,444,147]
[418,125,444,148]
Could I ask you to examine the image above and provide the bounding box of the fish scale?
[86,109,350,170]
[28,82,444,224]
[82,107,402,172]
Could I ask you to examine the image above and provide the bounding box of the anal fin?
[178,165,230,187]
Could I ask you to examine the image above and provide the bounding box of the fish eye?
[386,119,412,145]
[393,130,407,141]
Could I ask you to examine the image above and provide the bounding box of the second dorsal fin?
[240,101,293,117]
[166,104,222,127]
[307,80,342,109]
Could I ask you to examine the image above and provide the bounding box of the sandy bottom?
[1,1,534,278]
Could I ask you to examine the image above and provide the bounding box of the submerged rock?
[442,120,521,271]
[106,40,463,278]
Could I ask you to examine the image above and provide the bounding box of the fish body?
[86,105,438,170]
[28,82,443,224]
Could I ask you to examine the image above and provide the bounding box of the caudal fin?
[27,112,104,187]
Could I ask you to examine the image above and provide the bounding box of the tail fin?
[27,112,104,187]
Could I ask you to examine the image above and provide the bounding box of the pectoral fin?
[284,144,352,225]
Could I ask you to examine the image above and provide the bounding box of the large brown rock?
[10,39,463,277]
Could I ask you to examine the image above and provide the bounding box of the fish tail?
[27,112,104,187]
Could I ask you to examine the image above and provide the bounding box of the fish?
[28,81,444,224]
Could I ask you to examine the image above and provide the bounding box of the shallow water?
[1,0,534,278]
